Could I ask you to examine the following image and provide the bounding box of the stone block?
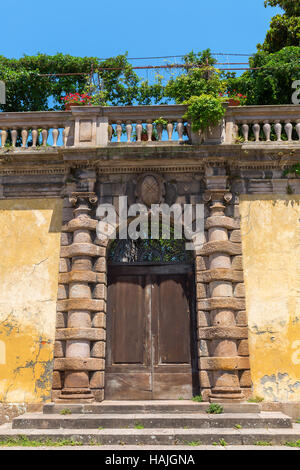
[234,283,245,298]
[90,371,105,389]
[231,255,243,270]
[230,230,241,243]
[91,341,106,358]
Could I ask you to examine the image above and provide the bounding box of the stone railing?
[226,105,300,144]
[0,104,299,149]
[0,111,74,148]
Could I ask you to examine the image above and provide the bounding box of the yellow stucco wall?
[0,199,62,403]
[240,195,300,402]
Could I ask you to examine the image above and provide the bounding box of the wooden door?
[105,264,198,400]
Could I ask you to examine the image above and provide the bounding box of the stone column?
[197,169,250,402]
[54,192,106,402]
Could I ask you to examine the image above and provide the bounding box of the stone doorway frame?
[52,177,251,403]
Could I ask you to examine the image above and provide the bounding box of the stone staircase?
[0,401,300,447]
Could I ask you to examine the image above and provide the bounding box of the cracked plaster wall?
[240,195,300,402]
[0,199,62,403]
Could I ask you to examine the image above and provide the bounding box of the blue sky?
[0,0,281,63]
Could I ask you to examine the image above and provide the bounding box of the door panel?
[105,264,197,400]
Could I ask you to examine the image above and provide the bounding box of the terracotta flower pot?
[228,98,240,106]
[64,103,85,111]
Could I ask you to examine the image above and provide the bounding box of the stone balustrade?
[0,104,299,149]
[226,105,300,144]
[0,111,74,148]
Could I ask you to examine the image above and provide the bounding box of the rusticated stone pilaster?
[197,168,251,402]
[54,191,106,402]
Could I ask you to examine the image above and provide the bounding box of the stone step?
[0,424,300,446]
[11,412,292,430]
[43,400,261,415]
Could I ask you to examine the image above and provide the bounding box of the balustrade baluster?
[186,122,191,142]
[1,128,7,148]
[21,128,28,148]
[126,121,132,143]
[31,127,38,147]
[284,121,293,141]
[263,121,271,142]
[11,129,17,147]
[52,127,59,147]
[116,121,122,143]
[136,121,142,142]
[108,123,113,142]
[241,123,249,142]
[274,120,282,141]
[177,119,184,142]
[156,123,163,141]
[252,123,260,142]
[41,128,48,146]
[296,121,300,141]
[146,120,153,142]
[166,121,173,141]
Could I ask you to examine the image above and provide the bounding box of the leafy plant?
[255,441,272,446]
[191,395,203,402]
[206,403,223,414]
[285,440,300,447]
[187,441,202,446]
[153,117,169,128]
[134,422,145,429]
[283,164,300,176]
[247,395,264,403]
[183,94,226,132]
[234,424,242,429]
[60,408,72,415]
[213,438,227,447]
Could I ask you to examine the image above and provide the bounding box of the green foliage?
[191,395,203,402]
[247,395,264,403]
[60,408,72,415]
[187,441,202,446]
[226,47,300,105]
[257,14,300,53]
[234,424,242,429]
[255,441,272,446]
[134,422,145,429]
[264,0,300,17]
[165,66,226,104]
[285,440,300,447]
[283,164,300,176]
[183,94,226,132]
[213,438,227,446]
[0,53,97,111]
[84,54,140,106]
[0,435,83,447]
[206,403,224,414]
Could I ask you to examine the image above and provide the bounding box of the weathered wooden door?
[105,263,198,400]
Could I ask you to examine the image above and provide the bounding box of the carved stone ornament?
[136,173,165,207]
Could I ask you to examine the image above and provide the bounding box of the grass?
[284,440,300,448]
[187,441,202,446]
[213,438,227,447]
[134,422,145,430]
[206,403,223,414]
[60,408,72,415]
[296,419,300,424]
[0,435,84,447]
[247,396,264,403]
[255,441,272,446]
[191,395,203,403]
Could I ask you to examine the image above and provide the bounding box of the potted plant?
[183,94,226,143]
[61,93,92,110]
[220,91,247,106]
